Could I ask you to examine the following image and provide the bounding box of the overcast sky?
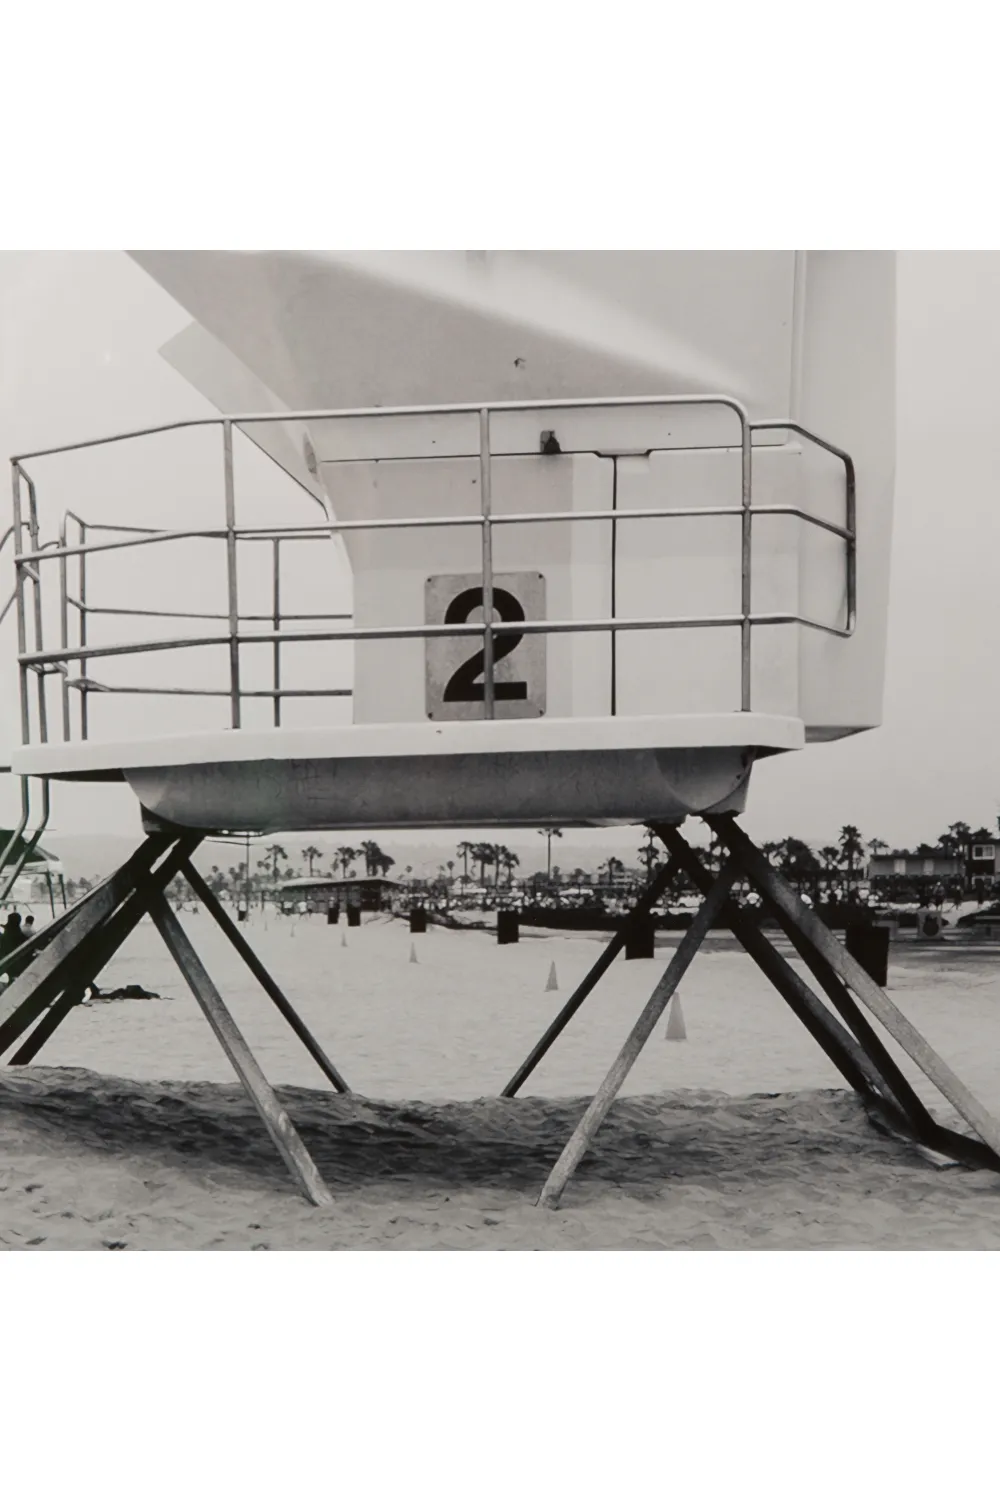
[0,251,997,854]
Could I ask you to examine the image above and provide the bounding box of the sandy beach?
[2,912,1000,1250]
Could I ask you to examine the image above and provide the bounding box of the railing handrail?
[11,392,753,464]
[7,391,856,747]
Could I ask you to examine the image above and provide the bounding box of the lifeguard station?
[3,250,999,1209]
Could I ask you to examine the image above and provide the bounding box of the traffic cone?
[545,962,558,992]
[666,994,687,1041]
[410,943,418,964]
[341,929,348,949]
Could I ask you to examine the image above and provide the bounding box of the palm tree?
[456,841,475,882]
[498,848,520,885]
[538,826,564,880]
[471,842,494,886]
[838,825,865,892]
[301,845,322,877]
[358,840,388,877]
[264,844,288,883]
[939,822,972,857]
[334,846,357,878]
[637,829,659,875]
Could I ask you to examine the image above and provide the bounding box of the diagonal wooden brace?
[537,860,738,1210]
[149,895,334,1208]
[8,836,202,1065]
[0,835,173,1055]
[181,859,350,1094]
[501,856,681,1098]
[0,834,172,986]
[653,824,936,1129]
[708,814,1000,1159]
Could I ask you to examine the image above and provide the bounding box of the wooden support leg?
[182,860,350,1094]
[537,862,738,1210]
[0,836,172,1055]
[654,825,929,1120]
[0,834,170,985]
[149,895,334,1208]
[708,815,1000,1159]
[501,857,681,1098]
[8,837,201,1066]
[744,884,938,1137]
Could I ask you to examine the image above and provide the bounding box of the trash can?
[347,907,361,928]
[845,922,889,986]
[327,903,339,926]
[497,910,519,945]
[409,907,427,934]
[625,915,656,960]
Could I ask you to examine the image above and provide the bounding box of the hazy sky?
[0,251,997,854]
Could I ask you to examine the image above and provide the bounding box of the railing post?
[11,464,31,747]
[222,420,241,729]
[479,407,495,718]
[738,410,753,711]
[25,475,48,743]
[78,515,90,739]
[272,535,281,728]
[58,516,71,740]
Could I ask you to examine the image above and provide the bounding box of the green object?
[0,830,60,871]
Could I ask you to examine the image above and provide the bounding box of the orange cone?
[410,943,418,964]
[545,962,558,992]
[666,994,687,1041]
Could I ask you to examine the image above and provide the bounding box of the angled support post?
[708,814,1000,1161]
[8,835,201,1065]
[501,856,681,1098]
[0,833,171,984]
[182,859,350,1094]
[653,824,935,1128]
[0,835,172,1055]
[537,860,738,1210]
[149,894,334,1208]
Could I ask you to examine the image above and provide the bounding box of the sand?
[2,911,1000,1249]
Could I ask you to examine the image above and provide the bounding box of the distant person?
[237,895,249,925]
[22,914,35,938]
[0,912,24,958]
[0,913,25,981]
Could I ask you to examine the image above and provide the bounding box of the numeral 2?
[443,586,528,702]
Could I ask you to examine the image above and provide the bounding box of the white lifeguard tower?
[3,250,998,1208]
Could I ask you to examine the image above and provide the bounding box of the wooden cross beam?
[181,859,350,1095]
[8,835,202,1066]
[149,895,334,1208]
[537,861,738,1210]
[653,824,936,1131]
[501,856,681,1098]
[707,814,1000,1161]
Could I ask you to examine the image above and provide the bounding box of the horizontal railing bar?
[64,599,352,623]
[21,609,850,667]
[13,393,750,463]
[74,521,333,542]
[69,680,352,699]
[17,501,854,566]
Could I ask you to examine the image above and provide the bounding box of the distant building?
[967,839,999,883]
[868,851,963,881]
[278,874,401,911]
[868,842,999,893]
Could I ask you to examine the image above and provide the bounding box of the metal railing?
[8,394,857,747]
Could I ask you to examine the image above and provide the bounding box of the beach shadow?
[0,1066,941,1199]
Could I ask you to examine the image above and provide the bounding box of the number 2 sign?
[425,572,547,721]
